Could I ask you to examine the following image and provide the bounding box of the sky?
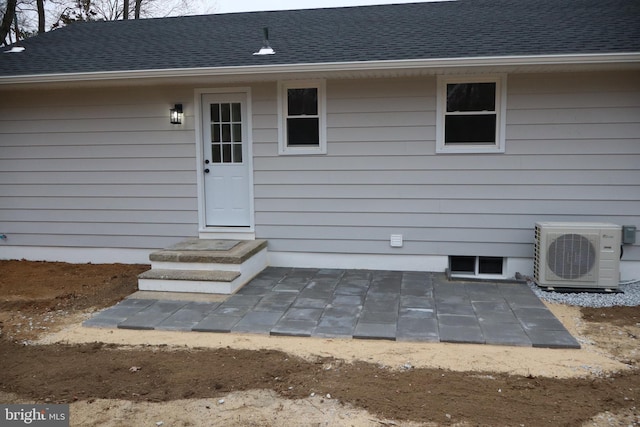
[214,0,442,14]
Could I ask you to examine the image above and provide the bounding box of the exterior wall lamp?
[170,104,183,124]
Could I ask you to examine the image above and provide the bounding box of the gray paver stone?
[156,302,218,330]
[435,302,476,316]
[306,288,339,298]
[235,285,271,296]
[400,285,433,297]
[322,305,362,318]
[508,297,548,309]
[254,293,297,311]
[232,311,284,334]
[334,285,369,296]
[526,329,581,349]
[214,305,253,317]
[363,298,399,312]
[518,317,567,331]
[313,316,357,337]
[399,307,436,319]
[222,295,262,307]
[330,294,365,306]
[471,301,511,313]
[477,311,520,324]
[192,314,242,332]
[118,299,159,308]
[400,296,434,309]
[273,281,308,292]
[396,317,439,341]
[439,324,485,344]
[354,322,396,340]
[83,317,122,328]
[292,297,329,309]
[434,294,468,305]
[92,303,150,320]
[282,308,324,321]
[512,306,559,319]
[118,300,188,330]
[480,323,532,347]
[271,319,317,337]
[360,310,398,324]
[437,314,480,328]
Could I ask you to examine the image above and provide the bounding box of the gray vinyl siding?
[0,86,199,250]
[1,70,638,263]
[252,72,640,261]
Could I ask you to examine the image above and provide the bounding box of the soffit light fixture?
[253,27,275,55]
[170,104,183,124]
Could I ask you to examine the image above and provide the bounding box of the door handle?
[205,160,210,164]
[204,168,210,173]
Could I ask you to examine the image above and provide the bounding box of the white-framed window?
[436,75,507,154]
[449,256,505,277]
[278,79,327,155]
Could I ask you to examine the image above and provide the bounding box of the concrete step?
[149,239,267,265]
[138,269,240,282]
[138,269,243,294]
[138,239,268,295]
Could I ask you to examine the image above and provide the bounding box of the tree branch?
[1,0,18,45]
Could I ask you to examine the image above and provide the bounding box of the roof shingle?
[1,0,639,77]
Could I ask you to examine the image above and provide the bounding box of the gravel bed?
[527,279,640,308]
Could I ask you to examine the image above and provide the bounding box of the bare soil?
[1,260,639,426]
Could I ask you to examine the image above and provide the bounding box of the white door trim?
[194,87,255,238]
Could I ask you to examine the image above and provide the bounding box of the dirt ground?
[1,260,639,427]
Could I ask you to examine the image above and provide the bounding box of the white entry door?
[201,93,251,227]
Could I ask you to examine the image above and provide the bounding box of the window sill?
[449,272,507,280]
[436,144,505,154]
[278,147,327,156]
[446,268,511,282]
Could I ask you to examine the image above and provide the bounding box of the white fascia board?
[1,52,639,86]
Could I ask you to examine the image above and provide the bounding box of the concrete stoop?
[137,239,268,294]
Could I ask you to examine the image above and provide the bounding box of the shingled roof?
[1,0,639,79]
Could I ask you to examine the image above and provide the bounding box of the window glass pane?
[287,88,318,116]
[211,104,220,123]
[212,124,220,143]
[479,257,504,275]
[222,124,231,142]
[450,256,476,274]
[222,144,231,163]
[287,117,320,146]
[445,115,496,144]
[232,124,242,142]
[233,144,243,163]
[232,103,241,122]
[221,103,231,122]
[447,83,496,112]
[212,144,221,163]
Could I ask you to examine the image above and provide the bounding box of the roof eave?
[1,53,639,86]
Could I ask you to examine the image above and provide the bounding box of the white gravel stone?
[528,280,640,308]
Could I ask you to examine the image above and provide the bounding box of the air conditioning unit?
[534,222,621,290]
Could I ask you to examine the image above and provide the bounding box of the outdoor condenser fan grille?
[546,233,597,280]
[534,222,621,290]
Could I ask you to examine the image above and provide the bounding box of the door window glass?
[211,102,242,163]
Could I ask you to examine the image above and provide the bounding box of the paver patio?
[84,268,580,349]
